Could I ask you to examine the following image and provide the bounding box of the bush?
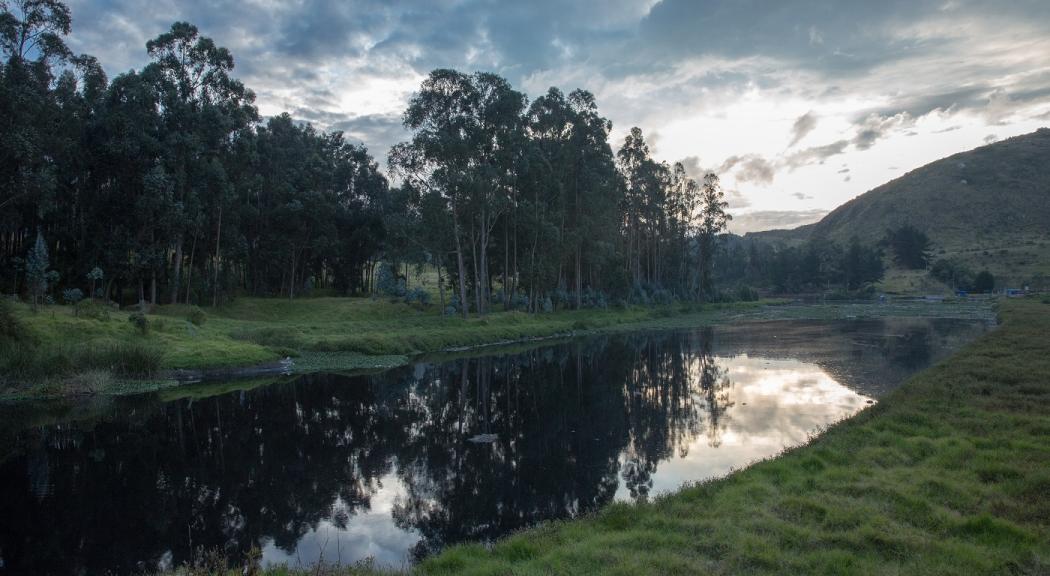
[62,288,84,305]
[187,306,207,326]
[74,299,111,321]
[404,287,431,306]
[973,270,995,293]
[128,312,149,335]
[376,264,407,297]
[513,292,529,311]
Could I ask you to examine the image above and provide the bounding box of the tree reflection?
[0,330,736,573]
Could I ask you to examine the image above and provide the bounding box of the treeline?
[386,72,731,316]
[1,2,734,316]
[715,236,885,294]
[1,5,389,306]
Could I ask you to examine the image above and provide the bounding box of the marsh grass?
[0,340,164,383]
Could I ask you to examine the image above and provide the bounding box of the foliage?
[73,299,110,320]
[128,311,149,335]
[404,287,431,306]
[187,306,207,326]
[972,270,995,293]
[62,287,83,305]
[884,224,933,269]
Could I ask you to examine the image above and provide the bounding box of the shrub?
[973,270,995,293]
[128,312,149,335]
[62,288,84,306]
[74,299,111,321]
[376,264,407,297]
[405,287,431,306]
[187,306,207,326]
[513,292,529,310]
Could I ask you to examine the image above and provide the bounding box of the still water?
[0,318,987,574]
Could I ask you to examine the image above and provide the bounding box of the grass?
[1,294,996,400]
[155,297,1049,576]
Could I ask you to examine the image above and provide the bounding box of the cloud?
[58,0,1050,195]
[851,112,914,150]
[788,111,818,147]
[783,140,850,169]
[719,154,776,185]
[732,209,829,234]
[676,155,714,180]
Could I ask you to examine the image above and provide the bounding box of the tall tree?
[144,21,257,304]
[696,174,730,299]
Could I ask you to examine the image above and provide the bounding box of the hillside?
[747,128,1050,286]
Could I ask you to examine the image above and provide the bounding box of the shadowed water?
[0,318,987,574]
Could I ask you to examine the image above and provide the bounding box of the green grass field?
[2,296,782,398]
[1,293,1001,401]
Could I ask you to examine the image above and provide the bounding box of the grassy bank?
[401,297,1049,575]
[1,295,996,400]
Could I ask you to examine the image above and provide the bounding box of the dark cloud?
[60,0,1050,176]
[788,111,817,147]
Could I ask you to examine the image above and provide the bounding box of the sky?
[64,0,1050,233]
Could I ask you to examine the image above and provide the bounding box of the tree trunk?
[452,210,470,319]
[170,238,183,304]
[212,206,223,308]
[184,232,197,305]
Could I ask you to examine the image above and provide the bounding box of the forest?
[1,1,887,319]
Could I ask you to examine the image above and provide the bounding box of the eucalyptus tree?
[144,21,257,304]
[696,173,731,299]
[393,69,526,317]
[0,0,73,268]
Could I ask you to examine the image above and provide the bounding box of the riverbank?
[145,297,1048,575]
[1,296,996,400]
[400,297,1048,575]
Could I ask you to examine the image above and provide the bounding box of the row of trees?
[2,3,735,314]
[715,236,885,294]
[9,2,909,314]
[387,71,732,316]
[1,3,388,306]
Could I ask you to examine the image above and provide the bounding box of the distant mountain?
[747,128,1050,285]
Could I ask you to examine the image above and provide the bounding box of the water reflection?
[0,318,986,575]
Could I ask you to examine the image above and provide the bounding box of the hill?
[747,128,1050,287]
